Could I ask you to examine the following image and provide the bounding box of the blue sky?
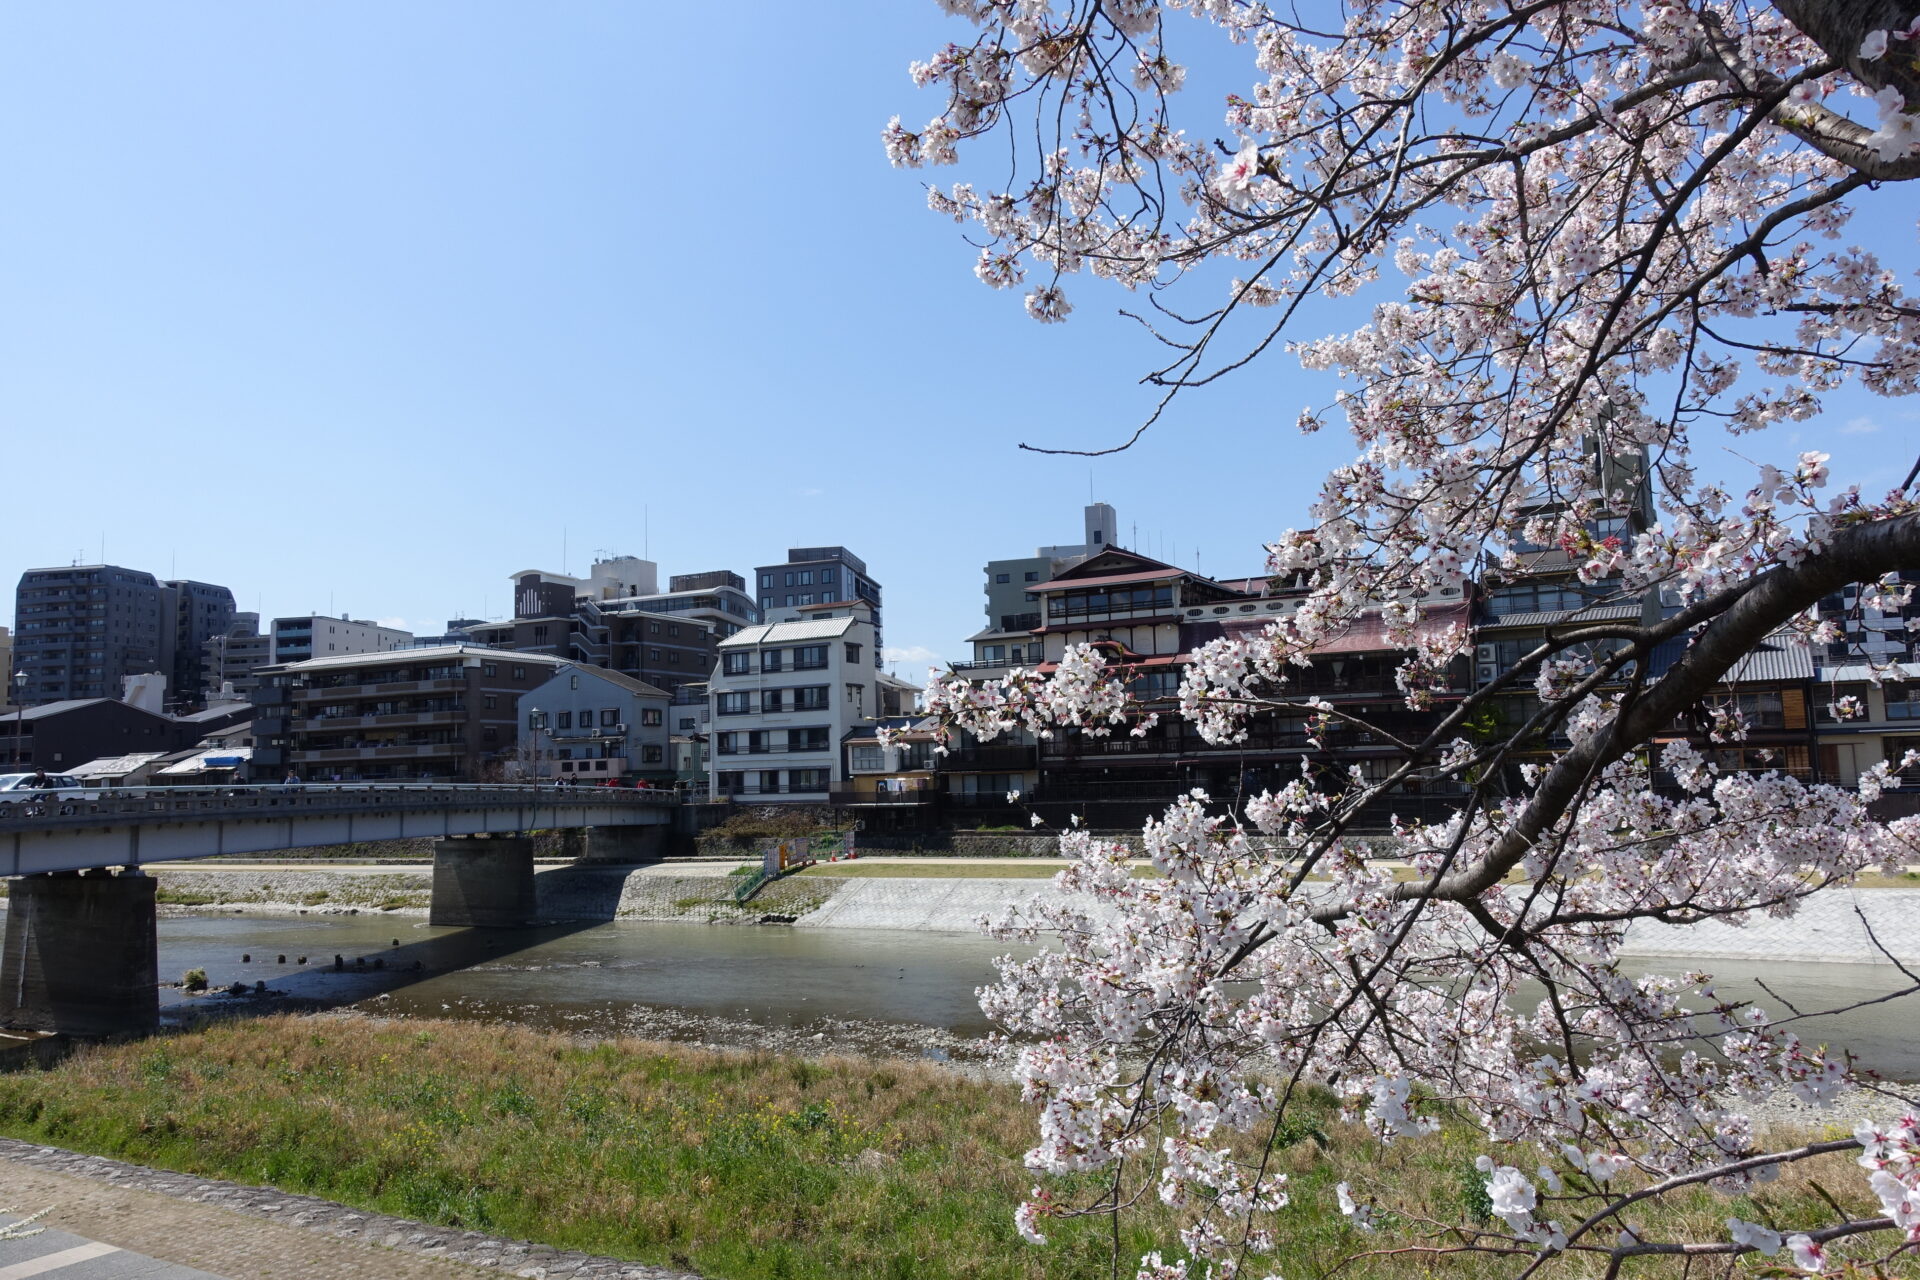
[2,5,1913,677]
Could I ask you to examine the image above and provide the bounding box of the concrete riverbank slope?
[13,864,1914,964]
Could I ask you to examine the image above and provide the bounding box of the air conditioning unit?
[613,723,628,735]
[1475,644,1497,662]
[1476,663,1499,683]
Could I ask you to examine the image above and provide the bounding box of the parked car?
[0,772,96,817]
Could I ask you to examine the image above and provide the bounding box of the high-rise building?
[754,547,883,665]
[165,579,236,708]
[958,503,1122,679]
[12,565,173,706]
[269,615,414,664]
[201,612,272,701]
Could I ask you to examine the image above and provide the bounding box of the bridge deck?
[0,784,673,876]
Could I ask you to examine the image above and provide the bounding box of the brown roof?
[1031,567,1196,592]
[1220,601,1473,656]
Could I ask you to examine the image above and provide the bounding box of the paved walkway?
[0,1210,225,1278]
[0,1141,700,1280]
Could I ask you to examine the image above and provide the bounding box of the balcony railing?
[938,746,1039,771]
[828,789,936,806]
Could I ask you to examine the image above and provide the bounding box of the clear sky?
[3,5,1913,677]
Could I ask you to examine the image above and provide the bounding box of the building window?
[482,727,498,743]
[642,744,664,763]
[598,708,615,726]
[795,686,829,710]
[759,574,772,588]
[794,644,828,670]
[641,708,663,726]
[797,570,812,585]
[1024,571,1039,582]
[482,663,498,677]
[789,768,828,791]
[650,621,661,634]
[570,674,580,689]
[820,568,834,584]
[995,573,1010,584]
[762,649,784,672]
[533,626,549,641]
[678,717,696,730]
[788,726,828,752]
[484,694,497,710]
[762,689,785,713]
[784,572,795,586]
[723,652,751,675]
[849,744,883,772]
[668,624,679,637]
[669,651,680,664]
[845,643,862,664]
[512,666,526,680]
[718,692,752,715]
[650,648,663,661]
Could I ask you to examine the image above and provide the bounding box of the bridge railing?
[0,782,674,829]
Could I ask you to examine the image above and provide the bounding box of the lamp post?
[10,671,25,771]
[526,706,544,785]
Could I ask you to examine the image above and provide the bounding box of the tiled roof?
[1217,601,1474,655]
[1647,631,1815,683]
[1481,604,1642,629]
[1030,567,1195,592]
[556,667,671,700]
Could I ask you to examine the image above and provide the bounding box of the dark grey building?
[201,612,271,700]
[754,547,883,665]
[12,566,172,706]
[165,579,236,708]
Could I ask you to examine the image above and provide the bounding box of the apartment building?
[248,645,565,781]
[13,565,174,706]
[165,579,237,708]
[270,615,414,664]
[201,613,272,701]
[519,665,673,782]
[1814,573,1919,667]
[754,548,882,664]
[466,571,721,695]
[707,599,916,801]
[1812,660,1920,790]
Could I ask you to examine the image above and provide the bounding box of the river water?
[155,913,1920,1078]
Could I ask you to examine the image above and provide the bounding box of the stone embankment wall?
[132,865,850,925]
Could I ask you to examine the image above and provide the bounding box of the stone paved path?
[0,1140,702,1280]
[0,1210,226,1278]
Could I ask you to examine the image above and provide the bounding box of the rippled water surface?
[155,914,1920,1076]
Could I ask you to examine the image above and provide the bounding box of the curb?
[0,1137,704,1279]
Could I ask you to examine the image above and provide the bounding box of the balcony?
[298,708,466,730]
[293,677,465,699]
[938,746,1039,771]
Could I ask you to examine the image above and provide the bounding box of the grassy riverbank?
[0,1017,1879,1279]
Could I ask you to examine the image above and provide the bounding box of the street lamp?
[10,671,25,770]
[526,706,544,785]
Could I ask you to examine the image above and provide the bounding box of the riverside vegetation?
[0,1016,1883,1279]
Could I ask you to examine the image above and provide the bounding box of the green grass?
[0,1018,1884,1280]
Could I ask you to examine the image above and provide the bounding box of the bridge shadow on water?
[158,862,667,1031]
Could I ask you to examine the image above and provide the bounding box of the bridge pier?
[429,835,537,928]
[581,824,667,863]
[1,869,158,1035]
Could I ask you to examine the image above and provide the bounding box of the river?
[153,912,1920,1078]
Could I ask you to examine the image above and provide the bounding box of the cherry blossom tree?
[887,2,1920,1275]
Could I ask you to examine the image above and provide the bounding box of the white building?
[707,599,918,803]
[518,665,673,783]
[270,615,414,664]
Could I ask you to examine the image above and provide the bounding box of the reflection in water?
[156,914,1919,1078]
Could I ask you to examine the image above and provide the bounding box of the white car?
[0,773,93,817]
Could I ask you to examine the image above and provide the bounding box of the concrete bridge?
[0,783,679,1036]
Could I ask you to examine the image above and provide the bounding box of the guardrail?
[0,782,674,828]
